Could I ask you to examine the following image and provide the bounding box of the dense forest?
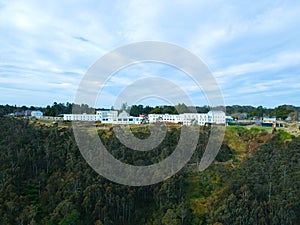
[0,117,299,224]
[1,103,300,120]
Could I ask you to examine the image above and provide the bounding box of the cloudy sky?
[1,0,300,108]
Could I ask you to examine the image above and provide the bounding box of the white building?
[63,113,101,121]
[148,111,225,126]
[63,109,226,126]
[97,110,118,123]
[181,113,208,126]
[115,111,141,124]
[31,110,43,117]
[63,110,141,124]
[207,110,226,124]
[148,114,182,124]
[63,110,117,122]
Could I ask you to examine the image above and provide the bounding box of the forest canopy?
[0,117,299,224]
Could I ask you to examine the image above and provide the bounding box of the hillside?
[0,118,299,225]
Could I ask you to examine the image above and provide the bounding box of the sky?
[1,0,300,108]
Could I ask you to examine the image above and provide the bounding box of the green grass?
[277,129,295,141]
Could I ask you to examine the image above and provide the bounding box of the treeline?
[128,104,211,116]
[1,102,300,120]
[0,103,209,117]
[226,105,299,120]
[123,104,300,120]
[0,102,93,117]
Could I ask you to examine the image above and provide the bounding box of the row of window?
[64,115,141,122]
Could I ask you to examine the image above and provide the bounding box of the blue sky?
[1,0,300,108]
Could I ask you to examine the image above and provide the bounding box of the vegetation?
[2,102,300,120]
[0,117,299,224]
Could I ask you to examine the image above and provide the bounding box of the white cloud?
[214,50,300,82]
[0,0,300,107]
[120,0,163,41]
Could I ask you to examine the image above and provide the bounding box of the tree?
[162,209,179,225]
[256,106,264,118]
[177,202,187,224]
[151,106,162,114]
[130,105,144,116]
[274,105,294,120]
[59,210,80,225]
[121,102,130,112]
[175,103,190,113]
[162,106,176,114]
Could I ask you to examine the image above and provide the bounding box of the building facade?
[63,110,141,124]
[97,110,118,123]
[148,114,182,124]
[115,111,141,124]
[63,113,101,121]
[63,110,226,125]
[149,111,225,125]
[181,113,208,126]
[207,110,226,124]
